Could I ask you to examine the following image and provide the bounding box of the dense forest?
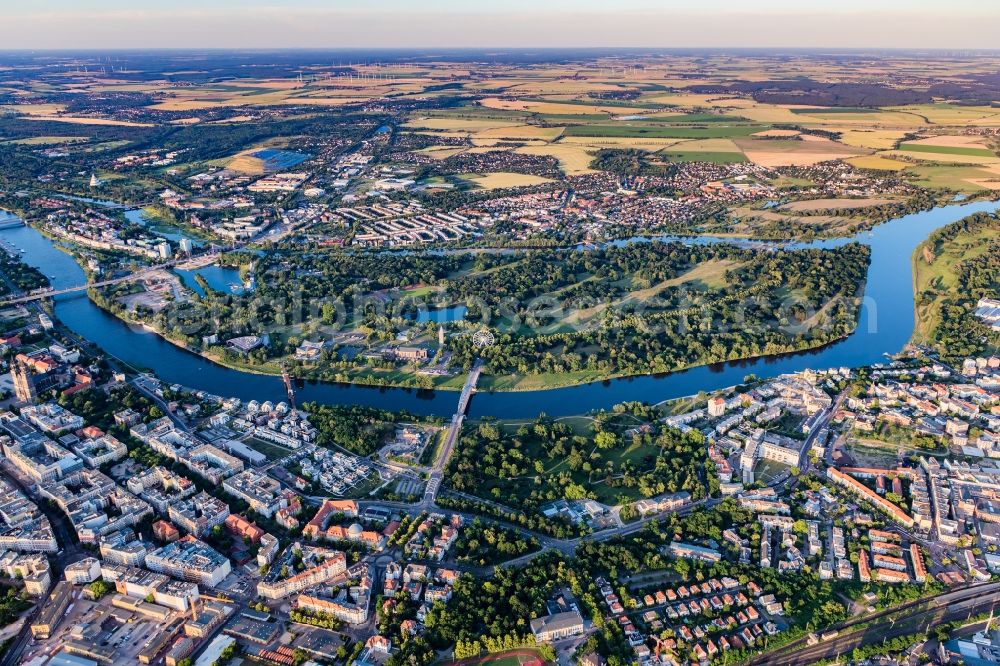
[94,238,870,388]
[303,403,442,456]
[444,414,715,531]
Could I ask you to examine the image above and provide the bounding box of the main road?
[420,359,483,508]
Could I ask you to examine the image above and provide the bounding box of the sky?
[4,0,1000,50]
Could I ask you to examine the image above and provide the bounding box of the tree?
[594,431,617,450]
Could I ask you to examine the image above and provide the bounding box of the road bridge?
[420,360,483,508]
[0,252,220,306]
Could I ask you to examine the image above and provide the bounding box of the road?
[420,360,482,509]
[0,251,221,306]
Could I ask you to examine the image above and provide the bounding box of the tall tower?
[11,360,36,404]
[438,325,445,347]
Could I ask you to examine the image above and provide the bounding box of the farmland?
[3,48,1000,393]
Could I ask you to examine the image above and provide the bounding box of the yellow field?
[461,172,553,190]
[735,136,864,167]
[752,129,800,138]
[965,178,1000,190]
[23,115,153,127]
[226,155,267,174]
[515,144,597,175]
[208,115,254,124]
[277,97,369,107]
[888,105,1000,126]
[883,149,1000,165]
[833,128,909,150]
[845,155,910,171]
[903,135,993,149]
[0,103,66,116]
[502,80,622,94]
[413,146,467,160]
[474,125,565,140]
[647,93,756,109]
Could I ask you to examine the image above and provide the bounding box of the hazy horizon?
[6,1,1000,50]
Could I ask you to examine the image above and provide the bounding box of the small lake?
[175,265,249,297]
[411,305,468,324]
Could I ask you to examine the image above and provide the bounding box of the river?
[2,200,997,418]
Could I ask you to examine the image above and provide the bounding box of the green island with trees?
[90,238,870,393]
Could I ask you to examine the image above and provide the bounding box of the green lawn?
[899,143,996,157]
[479,369,613,391]
[659,150,747,164]
[244,437,295,461]
[904,164,1000,193]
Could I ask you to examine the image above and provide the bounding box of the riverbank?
[4,199,1000,419]
[90,277,864,394]
[910,212,1000,346]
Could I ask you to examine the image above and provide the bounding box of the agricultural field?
[5,48,1000,394]
[780,197,897,212]
[562,124,766,139]
[2,51,994,201]
[844,155,910,171]
[460,172,554,190]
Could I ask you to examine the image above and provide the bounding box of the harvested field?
[461,172,553,190]
[780,197,896,212]
[884,149,1000,165]
[752,129,801,138]
[833,128,910,150]
[475,125,564,140]
[845,155,909,171]
[515,144,596,175]
[735,136,863,167]
[413,147,467,160]
[905,134,992,149]
[887,104,1000,126]
[23,115,153,127]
